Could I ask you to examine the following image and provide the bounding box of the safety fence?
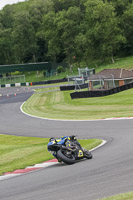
[70,82,133,99]
[0,75,26,85]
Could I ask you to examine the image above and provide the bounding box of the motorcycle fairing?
[78,150,83,157]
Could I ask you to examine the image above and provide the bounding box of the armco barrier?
[32,78,67,86]
[70,82,133,99]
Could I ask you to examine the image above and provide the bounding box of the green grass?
[22,87,133,120]
[100,192,133,200]
[0,134,101,175]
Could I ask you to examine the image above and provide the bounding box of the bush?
[12,71,23,75]
[57,66,64,73]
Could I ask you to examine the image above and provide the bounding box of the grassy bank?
[25,56,133,82]
[22,87,133,120]
[0,134,101,175]
[96,56,133,72]
[10,56,133,83]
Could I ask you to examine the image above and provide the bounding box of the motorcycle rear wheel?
[57,149,76,164]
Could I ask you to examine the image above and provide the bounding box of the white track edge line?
[20,102,133,122]
[0,174,21,181]
[90,140,106,152]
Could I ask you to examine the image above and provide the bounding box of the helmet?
[49,138,56,142]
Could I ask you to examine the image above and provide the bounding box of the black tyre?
[57,149,76,164]
[84,151,93,159]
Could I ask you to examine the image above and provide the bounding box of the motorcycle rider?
[48,135,91,162]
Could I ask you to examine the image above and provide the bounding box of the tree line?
[0,0,133,67]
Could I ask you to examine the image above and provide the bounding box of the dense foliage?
[0,0,133,67]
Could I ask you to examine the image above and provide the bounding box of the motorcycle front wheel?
[57,149,76,164]
[84,151,93,159]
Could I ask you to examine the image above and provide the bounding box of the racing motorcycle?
[47,135,93,164]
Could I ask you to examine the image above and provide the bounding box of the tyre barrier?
[70,82,133,99]
[60,85,75,91]
[60,83,88,91]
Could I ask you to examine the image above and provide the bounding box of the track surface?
[0,87,133,200]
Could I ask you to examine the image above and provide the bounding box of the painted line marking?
[90,140,106,152]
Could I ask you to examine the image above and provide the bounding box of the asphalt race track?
[0,87,133,200]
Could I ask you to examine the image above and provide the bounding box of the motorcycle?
[47,135,93,164]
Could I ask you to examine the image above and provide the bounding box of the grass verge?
[0,134,101,175]
[101,191,133,200]
[22,87,133,120]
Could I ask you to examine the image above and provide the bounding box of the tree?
[122,3,133,54]
[29,0,53,31]
[42,11,61,62]
[52,0,81,12]
[0,5,15,28]
[0,7,15,64]
[83,0,126,63]
[0,0,131,66]
[55,6,83,69]
[28,0,53,62]
[12,10,38,63]
[106,0,132,16]
[0,28,14,64]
